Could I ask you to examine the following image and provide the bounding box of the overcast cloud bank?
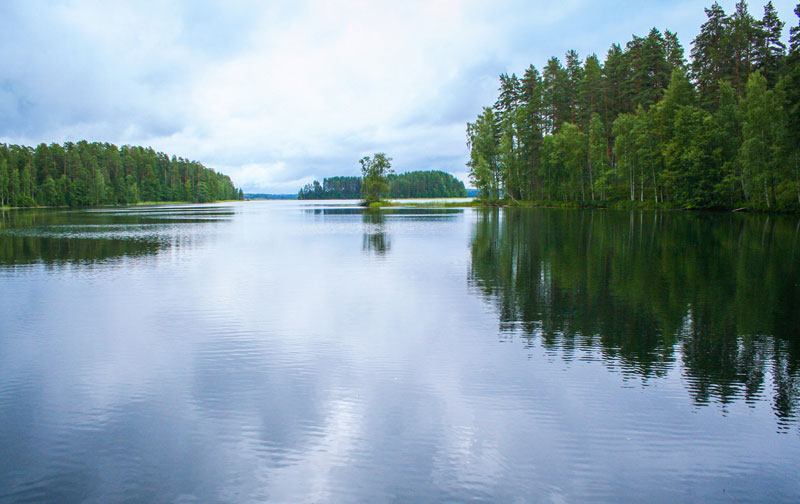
[1,0,797,192]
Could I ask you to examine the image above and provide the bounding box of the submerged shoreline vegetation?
[297,170,467,199]
[0,141,243,208]
[467,1,800,212]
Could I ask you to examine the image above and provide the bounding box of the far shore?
[3,198,797,214]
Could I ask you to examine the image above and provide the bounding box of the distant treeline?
[0,141,242,207]
[298,170,467,199]
[245,193,297,200]
[468,1,800,211]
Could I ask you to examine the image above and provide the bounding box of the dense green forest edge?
[0,141,243,208]
[467,1,800,211]
[298,170,467,199]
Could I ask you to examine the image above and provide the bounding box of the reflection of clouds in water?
[431,424,505,496]
[245,397,366,502]
[2,203,799,502]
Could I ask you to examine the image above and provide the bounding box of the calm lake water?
[1,201,799,503]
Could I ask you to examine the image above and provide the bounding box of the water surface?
[1,202,799,503]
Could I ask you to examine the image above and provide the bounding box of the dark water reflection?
[0,205,232,268]
[469,209,800,428]
[1,202,799,503]
[363,211,390,255]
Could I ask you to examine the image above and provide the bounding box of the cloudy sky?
[1,1,797,193]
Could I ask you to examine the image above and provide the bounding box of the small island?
[297,168,466,200]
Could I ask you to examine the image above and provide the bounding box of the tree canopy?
[298,170,466,199]
[0,141,242,207]
[360,153,394,204]
[467,1,800,211]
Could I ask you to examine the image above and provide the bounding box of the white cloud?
[2,0,798,191]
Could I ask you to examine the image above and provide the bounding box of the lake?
[1,201,799,503]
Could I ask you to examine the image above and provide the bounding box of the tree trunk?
[741,167,748,202]
[796,155,800,204]
[630,172,634,201]
[652,166,657,204]
[639,168,644,202]
[764,179,770,209]
[629,159,634,201]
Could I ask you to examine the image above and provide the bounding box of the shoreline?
[366,199,800,214]
[3,199,798,215]
[0,200,242,211]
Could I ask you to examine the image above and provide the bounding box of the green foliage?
[739,71,786,208]
[465,2,800,212]
[467,107,501,201]
[298,171,466,199]
[388,171,466,198]
[0,141,242,207]
[360,153,393,204]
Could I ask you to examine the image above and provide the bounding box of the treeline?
[298,170,466,199]
[299,176,362,199]
[245,193,297,200]
[0,141,243,207]
[467,1,800,211]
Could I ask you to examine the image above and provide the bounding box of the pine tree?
[729,0,759,95]
[692,2,730,107]
[565,50,584,124]
[791,3,800,52]
[664,30,686,70]
[495,73,522,121]
[755,1,785,86]
[543,57,569,133]
[519,65,545,199]
[579,54,605,130]
[464,2,800,211]
[602,44,630,117]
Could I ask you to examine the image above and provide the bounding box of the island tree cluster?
[0,141,242,207]
[360,153,394,204]
[298,170,467,199]
[467,1,800,210]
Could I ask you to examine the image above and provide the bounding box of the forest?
[298,170,467,199]
[0,141,242,207]
[467,1,800,211]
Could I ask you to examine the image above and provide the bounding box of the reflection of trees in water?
[0,207,231,267]
[0,235,164,266]
[362,211,390,256]
[469,208,800,424]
